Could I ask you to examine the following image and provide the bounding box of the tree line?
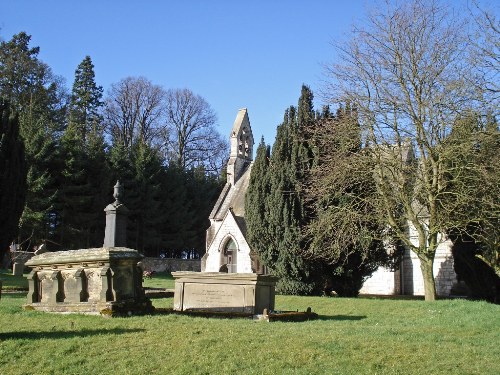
[246,0,499,302]
[0,32,226,261]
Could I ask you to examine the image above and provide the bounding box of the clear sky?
[1,0,369,146]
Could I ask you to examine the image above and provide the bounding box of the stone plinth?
[24,247,152,315]
[172,272,278,315]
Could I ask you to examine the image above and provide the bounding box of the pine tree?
[68,56,103,142]
[57,56,108,249]
[107,142,165,254]
[184,166,223,258]
[0,100,27,261]
[1,32,65,248]
[157,165,194,257]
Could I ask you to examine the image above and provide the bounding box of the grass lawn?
[142,271,175,289]
[0,269,29,290]
[0,272,498,374]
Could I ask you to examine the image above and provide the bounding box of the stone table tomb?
[24,247,152,315]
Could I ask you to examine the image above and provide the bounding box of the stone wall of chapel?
[205,215,252,273]
[360,267,400,295]
[361,222,458,296]
[402,240,457,296]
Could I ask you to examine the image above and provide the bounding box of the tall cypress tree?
[0,100,27,261]
[246,137,271,263]
[247,99,317,295]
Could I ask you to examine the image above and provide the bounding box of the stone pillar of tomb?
[103,181,129,248]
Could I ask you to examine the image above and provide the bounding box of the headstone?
[13,262,24,276]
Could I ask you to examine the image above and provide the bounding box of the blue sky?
[1,1,369,147]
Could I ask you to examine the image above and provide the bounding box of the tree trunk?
[419,256,437,301]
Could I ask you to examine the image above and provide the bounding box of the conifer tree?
[58,56,108,249]
[0,100,26,261]
[245,137,271,263]
[247,99,317,295]
[303,104,390,296]
[1,32,65,248]
[68,56,103,142]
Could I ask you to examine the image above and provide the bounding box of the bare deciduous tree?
[469,0,500,110]
[104,76,166,148]
[162,88,227,175]
[324,0,498,300]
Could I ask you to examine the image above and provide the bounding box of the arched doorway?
[221,237,238,273]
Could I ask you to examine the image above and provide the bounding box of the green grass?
[142,271,175,289]
[0,290,498,375]
[0,269,29,290]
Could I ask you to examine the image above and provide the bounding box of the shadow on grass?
[0,328,145,340]
[317,315,367,321]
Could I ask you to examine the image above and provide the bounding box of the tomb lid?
[25,247,142,267]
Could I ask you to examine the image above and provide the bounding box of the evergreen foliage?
[67,56,104,142]
[303,104,392,297]
[246,86,319,295]
[245,137,271,264]
[1,32,65,249]
[247,87,395,296]
[57,56,108,249]
[264,108,315,294]
[0,100,27,261]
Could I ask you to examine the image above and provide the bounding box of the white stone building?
[202,109,263,274]
[202,108,460,296]
[360,224,460,296]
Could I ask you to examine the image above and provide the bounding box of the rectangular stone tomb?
[172,272,278,315]
[24,247,151,315]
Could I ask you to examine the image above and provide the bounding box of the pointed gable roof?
[230,108,254,160]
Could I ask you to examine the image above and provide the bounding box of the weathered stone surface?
[24,247,151,315]
[172,272,278,315]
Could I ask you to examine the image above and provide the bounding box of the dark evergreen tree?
[305,104,392,296]
[67,56,103,142]
[0,32,66,249]
[246,96,317,294]
[157,164,194,257]
[184,166,224,258]
[57,56,108,249]
[0,100,26,261]
[107,141,165,255]
[245,137,271,264]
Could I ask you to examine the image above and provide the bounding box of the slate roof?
[209,161,252,222]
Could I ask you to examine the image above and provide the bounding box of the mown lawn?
[0,271,498,374]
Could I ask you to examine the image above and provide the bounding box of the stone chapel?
[201,108,461,297]
[202,109,264,274]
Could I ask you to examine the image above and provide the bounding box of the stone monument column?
[103,181,129,247]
